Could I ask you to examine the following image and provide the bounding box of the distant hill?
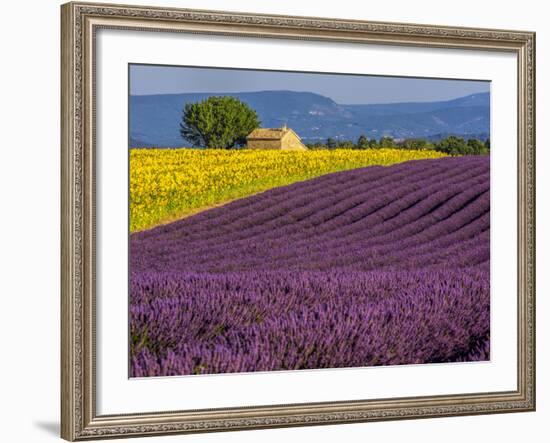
[129,91,490,147]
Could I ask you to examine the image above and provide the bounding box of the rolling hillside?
[129,148,446,232]
[129,91,490,147]
[130,156,490,376]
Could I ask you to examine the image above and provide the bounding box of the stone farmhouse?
[246,125,307,151]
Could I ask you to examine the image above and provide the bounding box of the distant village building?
[246,124,308,151]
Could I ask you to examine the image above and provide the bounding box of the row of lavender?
[130,156,490,376]
[131,270,489,376]
[132,156,489,273]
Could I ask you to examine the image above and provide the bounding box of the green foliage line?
[307,135,490,156]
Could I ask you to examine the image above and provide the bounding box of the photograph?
[57,2,536,440]
[128,64,491,377]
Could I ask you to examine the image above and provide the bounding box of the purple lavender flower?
[130,156,490,376]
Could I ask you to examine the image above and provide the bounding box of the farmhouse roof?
[246,126,303,141]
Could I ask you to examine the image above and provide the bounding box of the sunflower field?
[130,148,447,232]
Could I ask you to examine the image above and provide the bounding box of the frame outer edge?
[60,1,74,440]
[532,32,536,411]
[60,1,536,439]
[527,31,536,411]
[61,2,78,441]
[517,31,536,411]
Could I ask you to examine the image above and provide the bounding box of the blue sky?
[130,64,490,105]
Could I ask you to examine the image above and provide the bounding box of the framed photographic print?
[60,1,536,440]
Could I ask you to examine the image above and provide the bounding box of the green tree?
[401,138,430,150]
[435,136,471,156]
[180,96,260,148]
[326,137,337,149]
[467,138,489,155]
[356,135,370,149]
[368,138,379,149]
[379,136,395,148]
[485,138,491,152]
[306,141,324,149]
[338,140,355,149]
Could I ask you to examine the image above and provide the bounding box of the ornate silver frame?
[61,2,536,440]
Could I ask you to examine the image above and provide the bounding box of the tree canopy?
[379,136,395,148]
[356,135,369,149]
[180,96,260,149]
[435,135,489,156]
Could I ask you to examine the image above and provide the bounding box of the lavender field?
[130,156,490,377]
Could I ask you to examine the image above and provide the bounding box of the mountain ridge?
[130,91,489,147]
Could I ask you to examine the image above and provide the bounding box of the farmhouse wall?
[281,132,307,151]
[247,139,282,149]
